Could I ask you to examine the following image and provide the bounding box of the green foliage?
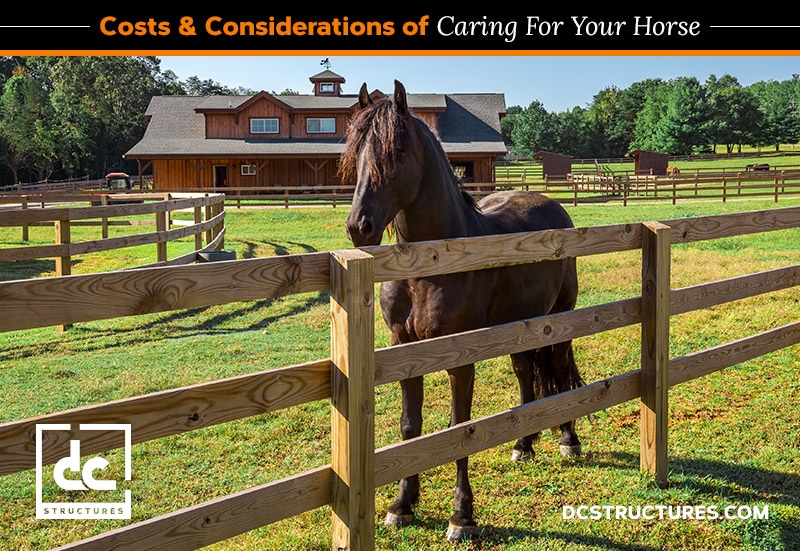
[509,74,800,159]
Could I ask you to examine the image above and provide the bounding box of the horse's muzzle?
[346,213,381,247]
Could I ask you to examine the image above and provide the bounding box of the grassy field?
[1,196,799,550]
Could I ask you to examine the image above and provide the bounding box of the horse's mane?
[339,96,479,213]
[339,97,407,189]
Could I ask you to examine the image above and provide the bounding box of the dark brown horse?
[340,80,584,542]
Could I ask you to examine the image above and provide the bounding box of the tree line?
[0,56,255,186]
[502,73,800,159]
[1,56,799,186]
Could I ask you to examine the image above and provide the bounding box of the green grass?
[1,197,799,550]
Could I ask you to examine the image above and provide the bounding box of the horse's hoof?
[560,444,582,458]
[510,448,535,462]
[384,511,414,528]
[446,521,479,543]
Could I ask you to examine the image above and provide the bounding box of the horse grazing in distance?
[666,166,680,176]
[340,79,584,542]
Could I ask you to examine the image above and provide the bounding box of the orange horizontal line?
[1,49,799,56]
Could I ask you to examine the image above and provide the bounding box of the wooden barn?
[533,151,573,178]
[124,70,509,190]
[626,149,669,176]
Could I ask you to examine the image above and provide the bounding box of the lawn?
[1,197,799,550]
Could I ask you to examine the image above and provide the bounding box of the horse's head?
[341,80,426,246]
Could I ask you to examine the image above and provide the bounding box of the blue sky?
[158,54,799,113]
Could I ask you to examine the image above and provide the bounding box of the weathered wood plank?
[669,321,800,387]
[0,252,331,332]
[374,370,641,487]
[0,359,331,475]
[51,466,332,551]
[368,223,643,282]
[671,264,800,315]
[662,205,800,243]
[374,298,642,385]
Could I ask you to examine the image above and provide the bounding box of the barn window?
[250,118,279,134]
[241,164,256,176]
[320,82,334,93]
[307,118,336,133]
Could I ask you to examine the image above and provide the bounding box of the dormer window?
[250,118,279,134]
[319,82,335,93]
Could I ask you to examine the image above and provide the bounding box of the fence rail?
[0,192,226,270]
[1,207,798,550]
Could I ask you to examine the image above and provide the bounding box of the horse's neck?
[393,143,478,243]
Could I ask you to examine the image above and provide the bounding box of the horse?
[746,163,770,172]
[340,80,584,543]
[666,166,680,176]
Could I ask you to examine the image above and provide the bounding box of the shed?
[626,150,669,176]
[533,151,572,178]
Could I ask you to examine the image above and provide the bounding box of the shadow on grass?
[588,451,798,550]
[399,451,798,549]
[0,241,330,362]
[238,239,320,259]
[0,258,63,281]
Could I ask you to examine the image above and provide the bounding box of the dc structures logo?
[35,424,132,520]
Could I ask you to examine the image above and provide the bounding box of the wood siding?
[152,158,346,190]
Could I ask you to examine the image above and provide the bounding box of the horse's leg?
[445,363,478,543]
[552,340,582,458]
[510,350,539,461]
[384,375,424,527]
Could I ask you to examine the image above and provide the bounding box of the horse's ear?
[394,80,408,115]
[358,83,372,109]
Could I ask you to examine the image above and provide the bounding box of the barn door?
[213,165,228,188]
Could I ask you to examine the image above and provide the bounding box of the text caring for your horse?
[98,15,701,42]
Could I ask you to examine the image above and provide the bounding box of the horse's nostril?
[359,217,374,238]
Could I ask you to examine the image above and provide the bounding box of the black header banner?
[2,12,798,52]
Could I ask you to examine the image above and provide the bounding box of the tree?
[607,78,663,154]
[500,105,522,147]
[510,100,557,155]
[0,68,56,183]
[48,56,163,176]
[750,76,800,150]
[705,74,762,153]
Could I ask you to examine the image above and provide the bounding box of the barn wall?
[289,111,351,138]
[152,158,345,189]
[205,99,292,139]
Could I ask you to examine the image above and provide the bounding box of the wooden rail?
[123,169,800,209]
[1,206,798,550]
[0,192,226,270]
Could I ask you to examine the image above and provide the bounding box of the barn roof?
[125,90,507,159]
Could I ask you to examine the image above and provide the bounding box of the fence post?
[101,195,109,239]
[640,221,671,488]
[155,209,168,263]
[194,205,203,251]
[205,194,213,245]
[21,195,29,241]
[330,249,375,551]
[54,218,72,331]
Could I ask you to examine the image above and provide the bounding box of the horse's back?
[477,190,574,234]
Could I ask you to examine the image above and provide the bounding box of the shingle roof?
[125,90,507,158]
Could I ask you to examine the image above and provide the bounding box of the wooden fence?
[0,192,227,271]
[1,207,799,550]
[136,168,800,210]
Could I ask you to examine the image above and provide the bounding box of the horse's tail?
[532,342,584,400]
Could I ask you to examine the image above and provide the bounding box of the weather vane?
[320,58,331,70]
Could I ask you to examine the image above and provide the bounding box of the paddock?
[1,205,798,550]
